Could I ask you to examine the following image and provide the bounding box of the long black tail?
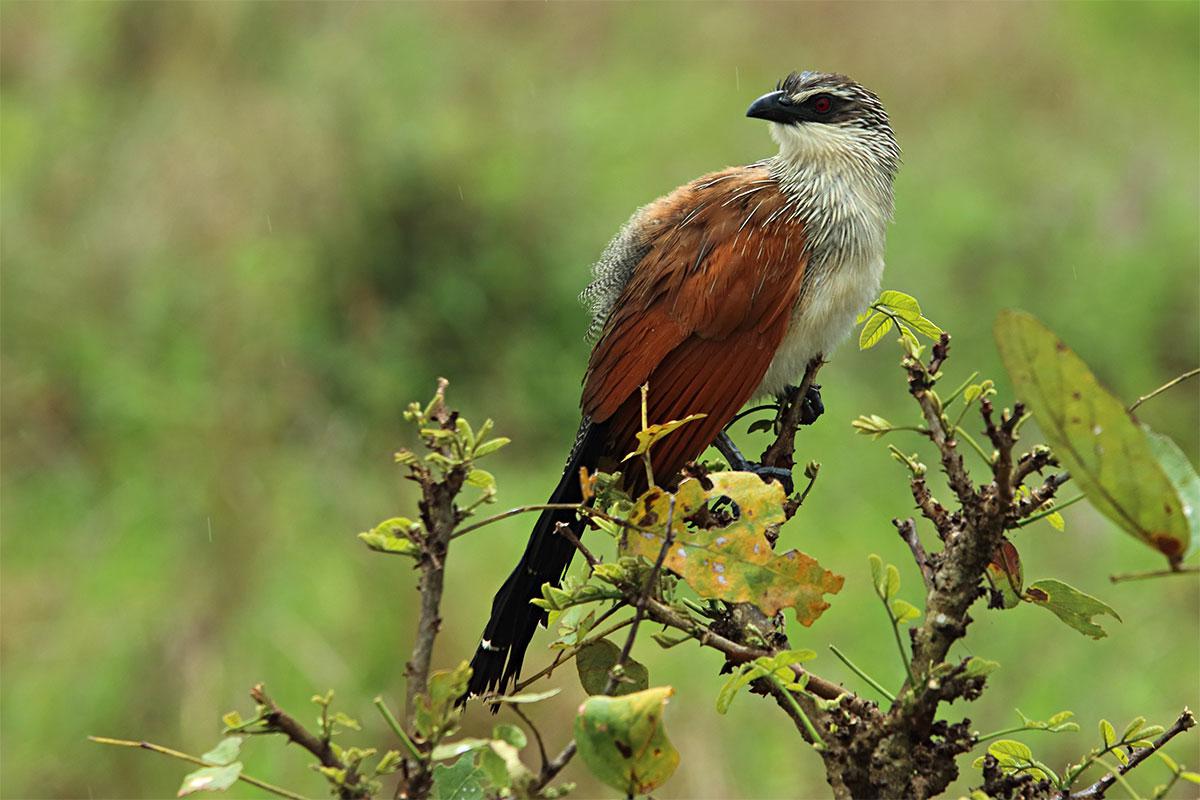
[466,421,607,699]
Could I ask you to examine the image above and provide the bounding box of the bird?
[467,71,900,699]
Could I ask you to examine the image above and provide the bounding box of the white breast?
[755,135,892,398]
[757,250,884,397]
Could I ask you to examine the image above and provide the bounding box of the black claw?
[799,383,824,426]
[749,464,794,495]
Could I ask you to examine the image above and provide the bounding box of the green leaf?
[909,315,944,339]
[1100,719,1116,747]
[472,437,511,458]
[357,517,421,557]
[869,554,884,594]
[200,737,243,766]
[891,599,921,624]
[1143,427,1200,559]
[574,687,679,795]
[492,724,527,750]
[994,310,1197,563]
[621,473,844,622]
[877,290,922,320]
[430,739,491,761]
[623,413,707,461]
[477,747,510,790]
[962,657,1000,678]
[1023,579,1121,639]
[415,662,471,741]
[859,312,895,350]
[465,468,496,491]
[177,764,242,796]
[1179,771,1200,784]
[431,755,487,800]
[1121,717,1146,742]
[884,564,901,600]
[989,739,1033,762]
[487,688,561,705]
[576,639,649,696]
[220,711,243,729]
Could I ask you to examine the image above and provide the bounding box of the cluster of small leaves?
[868,554,921,686]
[858,289,944,350]
[359,401,509,558]
[975,714,1196,795]
[176,737,247,797]
[716,649,815,714]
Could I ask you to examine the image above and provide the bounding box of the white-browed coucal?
[468,71,899,698]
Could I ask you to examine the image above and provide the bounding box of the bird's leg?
[714,431,794,494]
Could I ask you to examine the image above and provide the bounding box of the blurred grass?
[1,2,1197,798]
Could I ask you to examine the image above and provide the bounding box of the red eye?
[812,95,833,114]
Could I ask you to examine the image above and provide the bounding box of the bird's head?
[747,71,899,178]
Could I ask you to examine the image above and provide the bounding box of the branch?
[760,357,825,471]
[88,736,309,800]
[1127,367,1199,413]
[250,685,342,772]
[895,517,933,592]
[1067,708,1196,799]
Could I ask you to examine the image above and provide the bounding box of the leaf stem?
[768,675,826,751]
[1109,564,1200,583]
[372,697,422,762]
[828,644,896,703]
[1016,494,1085,527]
[88,736,310,800]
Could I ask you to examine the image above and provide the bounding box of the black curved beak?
[746,90,800,124]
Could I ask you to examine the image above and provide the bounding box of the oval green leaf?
[574,686,679,795]
[994,310,1196,563]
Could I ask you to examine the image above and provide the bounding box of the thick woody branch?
[405,380,465,725]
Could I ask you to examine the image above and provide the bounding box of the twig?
[509,705,549,770]
[1127,368,1199,413]
[895,517,933,592]
[510,613,633,692]
[606,495,676,695]
[554,521,598,569]
[828,644,896,703]
[1016,493,1084,528]
[1067,708,1196,799]
[1110,564,1200,583]
[373,697,422,762]
[531,741,577,794]
[760,357,825,471]
[250,685,343,772]
[88,736,311,800]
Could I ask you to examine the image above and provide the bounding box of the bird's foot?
[713,432,794,494]
[781,383,824,426]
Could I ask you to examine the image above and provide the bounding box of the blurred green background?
[2,2,1198,798]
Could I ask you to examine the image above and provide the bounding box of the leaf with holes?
[1023,579,1121,639]
[620,473,843,622]
[995,310,1197,564]
[574,687,679,795]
